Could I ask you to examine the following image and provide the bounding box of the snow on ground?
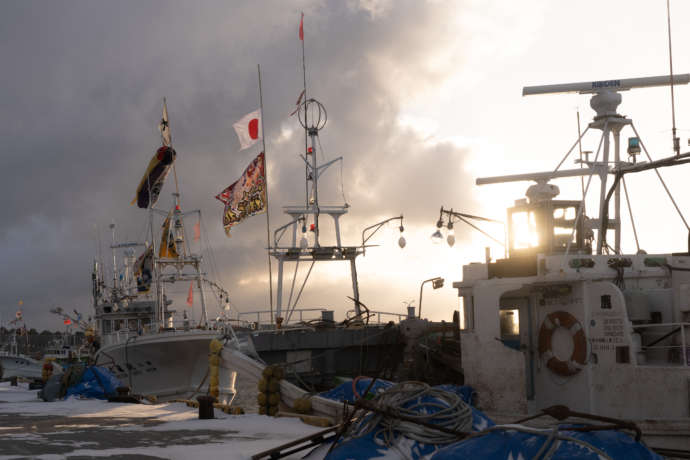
[0,381,325,459]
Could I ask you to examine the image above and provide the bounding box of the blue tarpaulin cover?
[431,426,662,460]
[65,366,122,400]
[317,379,660,460]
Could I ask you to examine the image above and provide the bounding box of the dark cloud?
[0,0,476,329]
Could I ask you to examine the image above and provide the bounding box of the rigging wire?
[666,0,679,156]
[621,176,640,253]
[552,126,591,174]
[316,135,349,206]
[630,123,689,230]
[565,121,608,256]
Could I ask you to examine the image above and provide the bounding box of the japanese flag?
[233,109,261,150]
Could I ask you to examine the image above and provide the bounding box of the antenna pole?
[301,12,309,208]
[576,110,585,199]
[258,64,274,320]
[666,0,679,156]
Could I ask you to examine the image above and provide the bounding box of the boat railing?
[632,322,690,367]
[238,308,328,328]
[346,309,410,324]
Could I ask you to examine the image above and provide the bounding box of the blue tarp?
[318,380,660,460]
[321,380,494,460]
[65,366,121,400]
[318,378,393,403]
[431,426,662,460]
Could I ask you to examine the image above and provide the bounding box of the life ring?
[538,311,587,376]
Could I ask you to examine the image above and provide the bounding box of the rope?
[345,381,473,446]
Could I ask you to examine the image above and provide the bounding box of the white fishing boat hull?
[0,353,62,381]
[95,329,236,402]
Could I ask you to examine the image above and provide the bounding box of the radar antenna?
[481,74,689,255]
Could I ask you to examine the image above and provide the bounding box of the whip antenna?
[666,0,680,156]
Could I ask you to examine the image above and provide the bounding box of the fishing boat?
[451,75,690,450]
[91,102,238,403]
[1,334,60,381]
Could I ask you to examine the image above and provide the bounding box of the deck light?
[398,224,406,248]
[431,218,444,244]
[361,216,406,255]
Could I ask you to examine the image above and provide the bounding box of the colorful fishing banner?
[215,151,267,236]
[131,145,176,209]
[158,210,180,259]
[134,246,154,293]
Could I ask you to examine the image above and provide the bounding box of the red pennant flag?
[187,281,194,306]
[299,12,304,41]
[290,89,306,116]
[64,319,72,325]
[194,221,201,241]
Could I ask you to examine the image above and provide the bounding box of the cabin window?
[512,211,539,249]
[102,320,112,334]
[500,309,520,337]
[601,295,612,309]
[616,346,630,363]
[114,319,123,331]
[499,308,520,351]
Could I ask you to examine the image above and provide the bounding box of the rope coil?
[345,381,473,446]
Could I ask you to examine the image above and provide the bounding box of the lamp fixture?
[398,224,406,248]
[431,218,444,244]
[361,215,406,255]
[432,206,505,251]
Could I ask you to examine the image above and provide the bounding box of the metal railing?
[238,308,327,328]
[632,322,689,367]
[347,309,411,324]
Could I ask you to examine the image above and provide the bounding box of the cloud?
[0,0,478,329]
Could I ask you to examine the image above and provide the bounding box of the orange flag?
[187,281,194,306]
[194,221,201,241]
[299,12,304,41]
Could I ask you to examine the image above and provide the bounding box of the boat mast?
[155,99,208,327]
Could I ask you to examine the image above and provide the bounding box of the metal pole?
[350,258,360,316]
[276,259,284,320]
[311,130,320,247]
[613,127,621,254]
[258,64,274,321]
[597,126,611,254]
[301,12,309,207]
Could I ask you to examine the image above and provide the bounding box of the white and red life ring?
[538,311,588,376]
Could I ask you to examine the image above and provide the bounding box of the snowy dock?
[0,381,322,459]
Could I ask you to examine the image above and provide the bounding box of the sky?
[2,0,690,331]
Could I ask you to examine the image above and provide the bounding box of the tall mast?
[300,12,309,209]
[258,64,274,319]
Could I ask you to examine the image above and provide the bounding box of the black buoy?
[197,395,216,419]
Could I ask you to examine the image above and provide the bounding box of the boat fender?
[208,339,223,398]
[538,311,587,376]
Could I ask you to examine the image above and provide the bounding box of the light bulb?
[398,235,406,248]
[431,229,444,244]
[447,233,455,247]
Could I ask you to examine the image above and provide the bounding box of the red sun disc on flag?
[248,119,259,140]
